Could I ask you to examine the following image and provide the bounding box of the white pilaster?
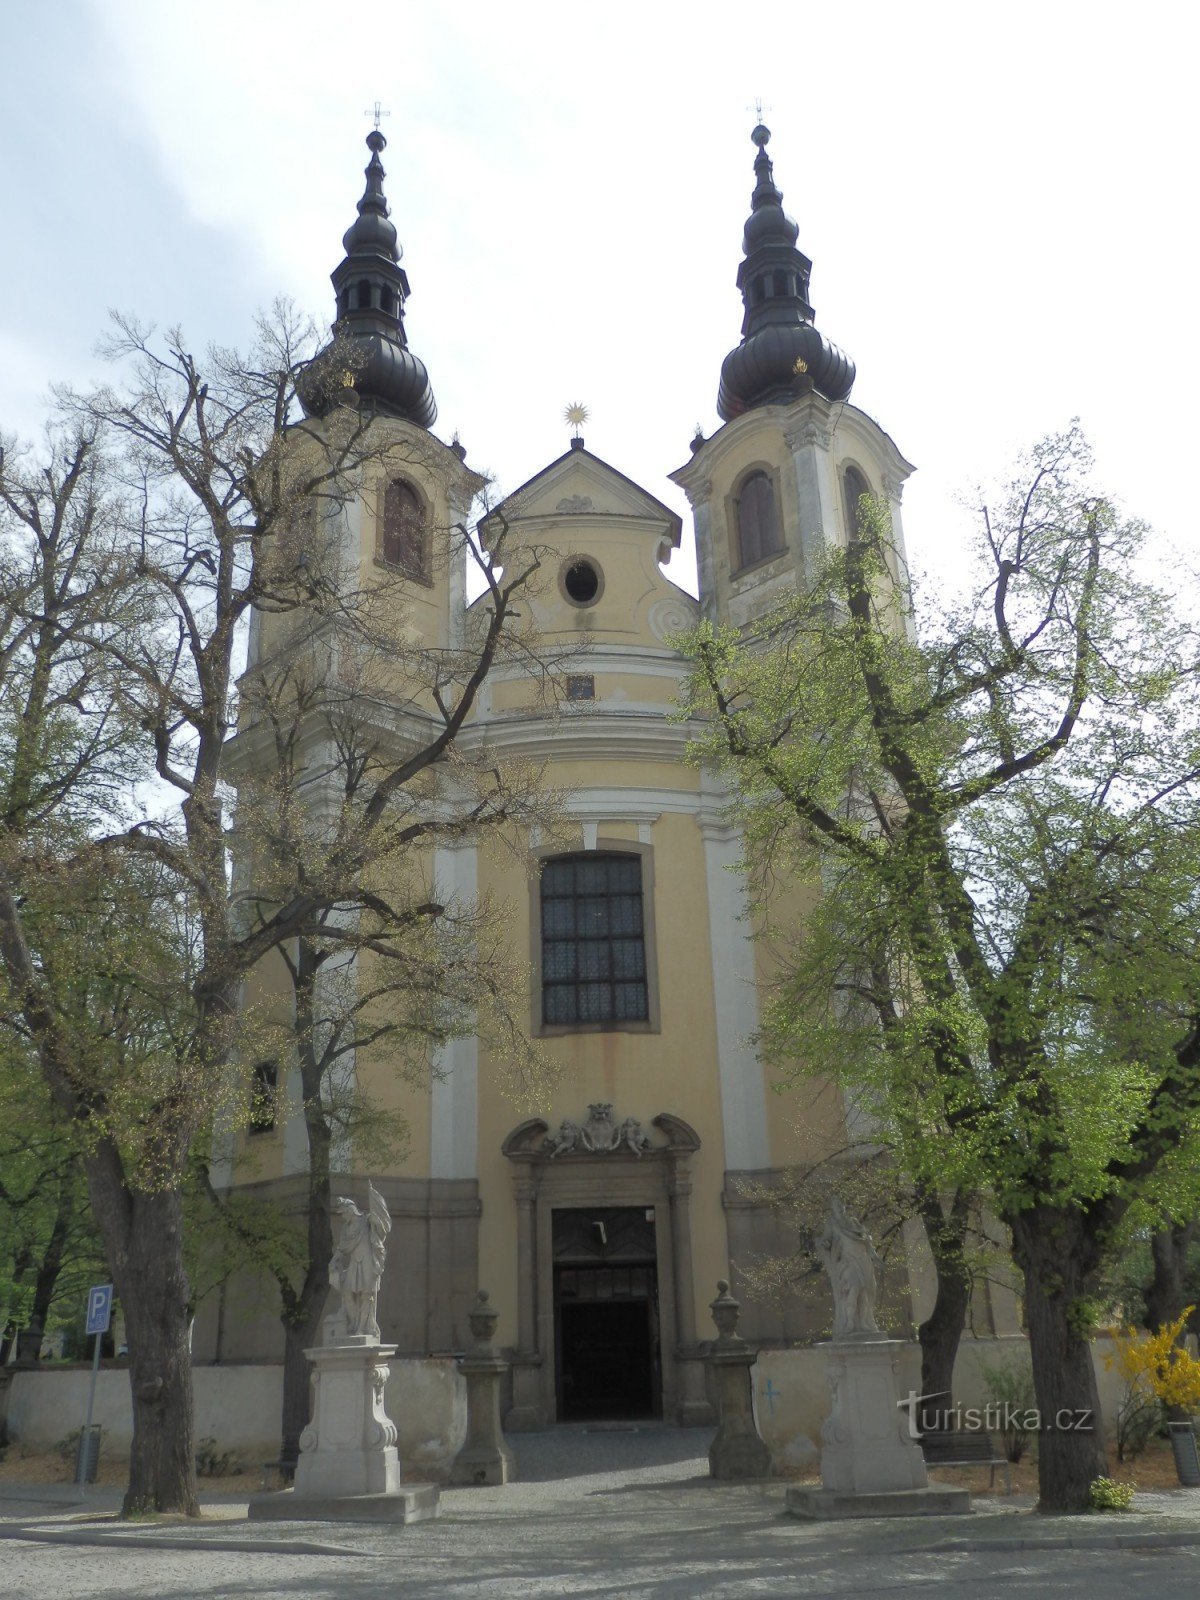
[430,842,479,1179]
[700,816,770,1171]
[785,413,838,582]
[688,483,717,622]
[281,1062,309,1176]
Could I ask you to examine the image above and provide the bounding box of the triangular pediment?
[486,447,683,549]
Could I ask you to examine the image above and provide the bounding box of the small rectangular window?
[566,674,595,701]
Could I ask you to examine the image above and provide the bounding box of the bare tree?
[0,304,565,1514]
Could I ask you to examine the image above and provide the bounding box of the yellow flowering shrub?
[1107,1308,1200,1413]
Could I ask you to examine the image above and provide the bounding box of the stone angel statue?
[328,1182,391,1341]
[814,1195,883,1339]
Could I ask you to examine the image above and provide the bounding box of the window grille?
[541,853,649,1026]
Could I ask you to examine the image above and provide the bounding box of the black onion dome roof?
[300,130,437,428]
[717,125,854,421]
[742,125,800,252]
[718,325,855,420]
[341,131,400,259]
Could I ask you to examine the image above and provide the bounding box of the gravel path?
[4,1424,1200,1600]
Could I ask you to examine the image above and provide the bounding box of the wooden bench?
[919,1429,1012,1493]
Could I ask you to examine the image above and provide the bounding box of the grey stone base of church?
[247,1484,440,1524]
[785,1485,971,1520]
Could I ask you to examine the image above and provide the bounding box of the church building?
[199,122,919,1430]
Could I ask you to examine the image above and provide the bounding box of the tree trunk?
[87,1159,198,1517]
[1144,1219,1198,1422]
[0,1248,32,1366]
[1010,1207,1108,1513]
[915,1186,972,1430]
[15,1172,74,1363]
[277,937,335,1473]
[1144,1219,1196,1332]
[280,1294,326,1472]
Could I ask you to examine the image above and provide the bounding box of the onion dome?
[299,131,436,428]
[716,125,854,421]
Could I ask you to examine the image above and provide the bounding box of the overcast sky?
[1,2,1192,596]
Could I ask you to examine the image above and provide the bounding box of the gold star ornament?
[564,402,590,439]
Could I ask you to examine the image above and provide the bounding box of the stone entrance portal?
[553,1207,660,1421]
[502,1109,710,1430]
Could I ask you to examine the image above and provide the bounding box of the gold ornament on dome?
[793,357,809,376]
[563,402,590,439]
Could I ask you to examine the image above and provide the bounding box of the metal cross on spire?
[748,96,772,123]
[365,101,391,131]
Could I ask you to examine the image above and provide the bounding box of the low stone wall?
[752,1335,1127,1473]
[6,1357,467,1480]
[8,1334,1126,1478]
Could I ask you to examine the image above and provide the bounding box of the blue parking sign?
[85,1284,113,1337]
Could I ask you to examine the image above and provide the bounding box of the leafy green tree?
[680,427,1200,1511]
[0,1059,105,1365]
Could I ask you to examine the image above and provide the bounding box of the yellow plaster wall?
[230,943,297,1186]
[472,804,730,1347]
[487,666,683,715]
[704,413,803,595]
[748,875,847,1169]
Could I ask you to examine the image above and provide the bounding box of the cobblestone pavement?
[4,1424,1200,1600]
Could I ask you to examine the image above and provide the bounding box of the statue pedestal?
[295,1340,400,1499]
[249,1340,439,1525]
[787,1338,968,1520]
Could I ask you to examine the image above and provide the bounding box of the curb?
[0,1525,377,1557]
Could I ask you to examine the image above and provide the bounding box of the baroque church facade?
[197,124,920,1429]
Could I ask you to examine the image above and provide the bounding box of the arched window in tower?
[843,465,871,539]
[356,280,372,310]
[380,479,428,578]
[733,470,782,571]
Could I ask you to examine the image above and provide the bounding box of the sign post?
[78,1284,113,1492]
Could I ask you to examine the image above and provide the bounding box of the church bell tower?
[671,124,914,629]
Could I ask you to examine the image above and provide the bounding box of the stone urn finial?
[468,1289,499,1352]
[710,1278,742,1345]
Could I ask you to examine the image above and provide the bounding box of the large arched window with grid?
[540,853,649,1027]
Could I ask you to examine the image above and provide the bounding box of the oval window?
[563,559,601,606]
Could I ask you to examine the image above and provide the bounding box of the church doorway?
[552,1207,661,1421]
